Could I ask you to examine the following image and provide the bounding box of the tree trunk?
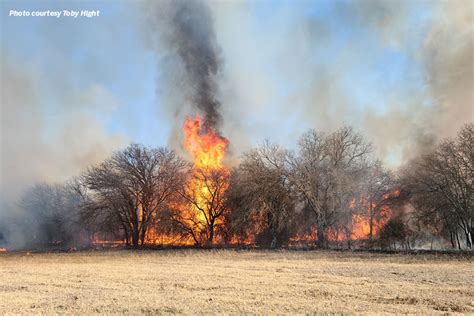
[270,227,278,249]
[132,224,140,249]
[269,214,279,249]
[207,219,215,247]
[450,231,456,249]
[140,221,148,247]
[316,219,327,249]
[120,221,130,246]
[267,211,279,249]
[140,227,146,246]
[464,229,472,249]
[456,232,461,250]
[124,230,130,246]
[369,205,374,242]
[140,206,151,247]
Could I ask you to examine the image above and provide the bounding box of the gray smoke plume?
[143,0,472,167]
[145,0,223,131]
[210,0,473,166]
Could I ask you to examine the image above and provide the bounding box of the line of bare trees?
[226,127,401,249]
[5,124,472,250]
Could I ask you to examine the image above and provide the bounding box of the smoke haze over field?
[1,56,125,202]
[0,54,126,247]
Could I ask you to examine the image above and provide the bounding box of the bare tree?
[379,214,410,251]
[288,126,372,248]
[19,182,86,247]
[402,124,473,249]
[83,144,187,248]
[227,141,296,248]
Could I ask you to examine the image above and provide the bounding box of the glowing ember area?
[304,190,400,244]
[145,226,196,246]
[0,248,7,253]
[351,214,373,239]
[349,190,400,240]
[183,115,229,169]
[350,206,391,240]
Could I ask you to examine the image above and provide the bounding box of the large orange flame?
[183,115,229,170]
[182,115,230,244]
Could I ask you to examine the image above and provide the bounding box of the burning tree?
[352,162,400,243]
[145,0,233,247]
[170,115,230,246]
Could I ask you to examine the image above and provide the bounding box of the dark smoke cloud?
[145,0,223,131]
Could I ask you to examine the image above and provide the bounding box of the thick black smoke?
[149,0,223,130]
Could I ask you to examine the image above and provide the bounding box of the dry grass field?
[0,250,473,314]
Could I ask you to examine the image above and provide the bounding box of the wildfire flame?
[103,115,399,248]
[347,190,400,241]
[183,115,229,170]
[182,115,230,243]
[294,190,400,245]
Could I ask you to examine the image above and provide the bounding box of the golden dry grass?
[0,249,473,314]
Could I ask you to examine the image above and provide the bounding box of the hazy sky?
[1,0,473,202]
